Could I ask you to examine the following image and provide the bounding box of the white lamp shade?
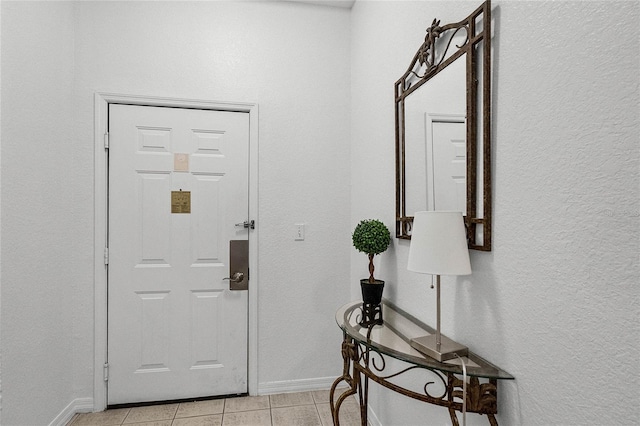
[407,211,471,276]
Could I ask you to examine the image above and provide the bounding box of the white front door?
[107,104,249,405]
[429,117,466,213]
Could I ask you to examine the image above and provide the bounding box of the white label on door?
[174,153,189,172]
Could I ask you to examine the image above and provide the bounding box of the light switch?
[294,223,305,241]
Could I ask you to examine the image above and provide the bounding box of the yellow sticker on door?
[171,191,191,213]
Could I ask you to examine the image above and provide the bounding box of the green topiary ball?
[352,219,391,255]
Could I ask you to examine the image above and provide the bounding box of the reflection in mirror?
[395,0,492,251]
[404,56,466,216]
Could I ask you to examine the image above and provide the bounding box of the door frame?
[93,92,259,411]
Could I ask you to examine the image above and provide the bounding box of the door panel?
[430,119,467,213]
[107,104,249,405]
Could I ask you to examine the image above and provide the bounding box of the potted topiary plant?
[352,219,391,325]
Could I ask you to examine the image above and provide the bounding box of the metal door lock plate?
[226,240,249,290]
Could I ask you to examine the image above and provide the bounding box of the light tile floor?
[68,389,361,426]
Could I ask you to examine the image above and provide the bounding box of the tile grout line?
[269,394,274,426]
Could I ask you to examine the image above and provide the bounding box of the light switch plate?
[294,223,305,241]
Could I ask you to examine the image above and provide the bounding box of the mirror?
[395,0,492,251]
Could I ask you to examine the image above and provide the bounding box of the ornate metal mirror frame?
[395,0,492,250]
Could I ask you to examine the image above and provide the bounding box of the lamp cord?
[454,353,468,426]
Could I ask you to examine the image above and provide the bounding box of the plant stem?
[368,253,375,283]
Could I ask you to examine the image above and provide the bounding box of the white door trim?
[93,92,259,411]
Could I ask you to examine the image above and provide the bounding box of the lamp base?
[410,334,468,362]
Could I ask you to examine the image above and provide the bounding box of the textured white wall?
[0,0,3,418]
[0,1,78,424]
[351,1,639,425]
[73,0,352,392]
[0,0,3,419]
[2,0,638,424]
[1,1,351,423]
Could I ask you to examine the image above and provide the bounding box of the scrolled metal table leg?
[330,376,349,426]
[330,333,359,426]
[360,373,368,426]
[448,407,460,426]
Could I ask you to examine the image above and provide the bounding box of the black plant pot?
[360,279,384,326]
[360,279,385,304]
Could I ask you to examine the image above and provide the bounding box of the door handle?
[223,272,245,283]
[227,240,249,291]
[234,220,255,229]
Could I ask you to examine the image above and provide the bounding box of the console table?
[329,301,514,426]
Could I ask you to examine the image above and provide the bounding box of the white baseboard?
[257,376,338,395]
[49,398,93,426]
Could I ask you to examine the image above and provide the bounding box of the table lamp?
[407,211,471,362]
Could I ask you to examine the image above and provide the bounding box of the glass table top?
[336,300,514,380]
